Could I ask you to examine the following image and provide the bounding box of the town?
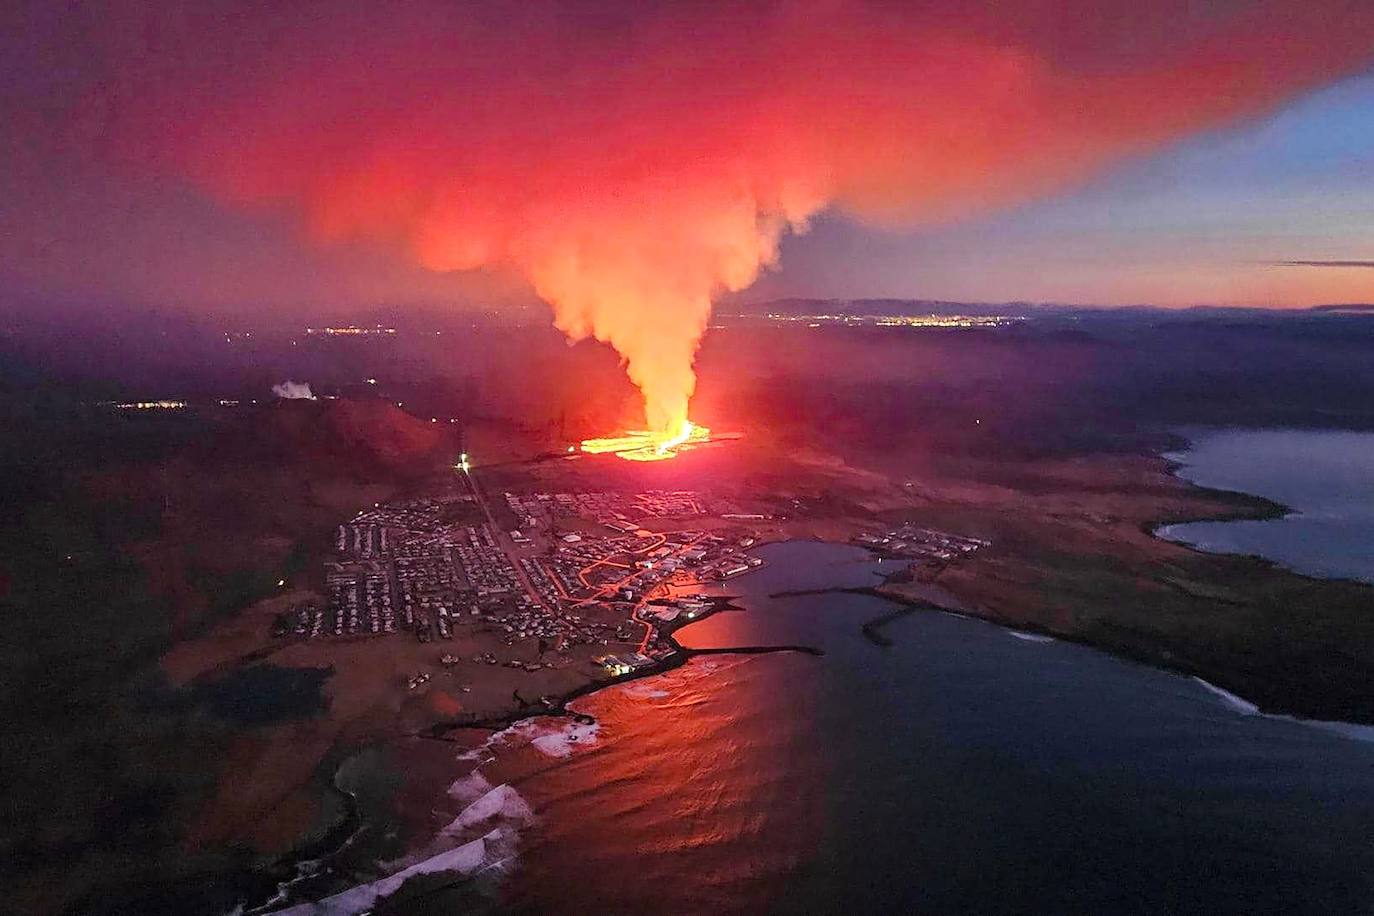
[270,471,996,690]
[274,484,768,680]
[852,524,989,562]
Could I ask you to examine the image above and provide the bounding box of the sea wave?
[441,784,534,837]
[1193,677,1374,743]
[1193,677,1260,714]
[447,770,494,803]
[619,682,672,699]
[270,721,565,914]
[526,719,601,758]
[1006,630,1056,644]
[273,826,516,915]
[455,713,602,763]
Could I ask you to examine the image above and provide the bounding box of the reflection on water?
[1158,428,1374,582]
[488,542,1374,915]
[500,654,826,915]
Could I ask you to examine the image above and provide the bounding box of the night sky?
[3,0,1372,317]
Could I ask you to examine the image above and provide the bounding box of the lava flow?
[581,421,712,462]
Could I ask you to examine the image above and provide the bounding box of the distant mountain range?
[723,298,1374,320]
[1308,303,1374,313]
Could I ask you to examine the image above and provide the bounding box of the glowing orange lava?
[581,420,711,462]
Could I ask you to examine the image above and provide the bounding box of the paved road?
[458,465,547,609]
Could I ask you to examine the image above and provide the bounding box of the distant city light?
[752,312,1023,329]
[116,400,186,410]
[305,325,397,336]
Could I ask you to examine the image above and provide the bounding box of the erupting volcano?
[581,421,713,462]
[100,0,1374,440]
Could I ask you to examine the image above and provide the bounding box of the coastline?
[248,593,828,913]
[1152,429,1374,587]
[253,497,1374,913]
[867,568,1374,731]
[421,597,825,741]
[766,430,1374,729]
[767,571,1374,736]
[357,539,1374,916]
[237,433,1374,912]
[867,440,1374,725]
[760,530,1311,712]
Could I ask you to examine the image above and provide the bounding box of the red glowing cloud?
[102,0,1374,430]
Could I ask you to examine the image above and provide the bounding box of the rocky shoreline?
[788,570,1374,729]
[246,592,829,913]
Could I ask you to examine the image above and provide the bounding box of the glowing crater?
[580,421,712,462]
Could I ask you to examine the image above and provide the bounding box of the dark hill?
[199,398,451,479]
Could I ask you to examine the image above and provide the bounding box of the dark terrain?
[2,300,1373,913]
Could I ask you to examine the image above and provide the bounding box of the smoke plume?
[105,0,1374,432]
[272,380,317,401]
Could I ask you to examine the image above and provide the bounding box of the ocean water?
[1157,428,1374,583]
[468,542,1374,915]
